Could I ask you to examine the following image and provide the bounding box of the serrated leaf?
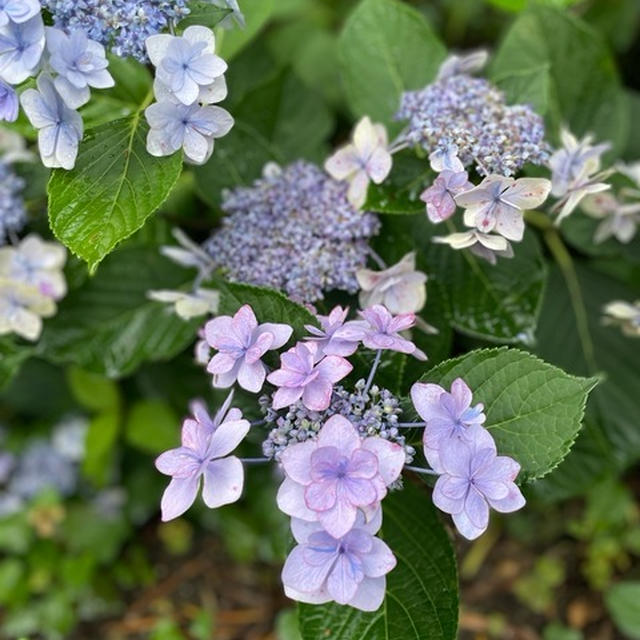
[298,482,458,640]
[37,247,199,378]
[48,115,183,270]
[418,348,598,481]
[216,280,316,340]
[339,0,446,129]
[490,5,628,153]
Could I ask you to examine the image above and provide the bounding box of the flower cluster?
[203,161,380,304]
[0,158,26,244]
[0,234,67,341]
[396,61,549,177]
[0,416,88,517]
[41,0,190,62]
[144,25,233,164]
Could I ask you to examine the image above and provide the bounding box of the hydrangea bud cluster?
[0,416,88,517]
[396,71,549,177]
[41,0,190,62]
[0,159,26,244]
[0,233,67,341]
[203,161,381,304]
[154,298,527,611]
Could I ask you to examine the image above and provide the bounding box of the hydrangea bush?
[0,0,639,637]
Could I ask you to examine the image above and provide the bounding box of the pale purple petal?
[360,538,396,578]
[280,440,316,485]
[160,476,200,521]
[327,554,362,604]
[277,477,317,520]
[272,385,305,410]
[201,456,244,508]
[318,496,358,539]
[347,576,386,612]
[317,415,361,455]
[236,358,266,392]
[282,545,336,595]
[301,377,334,411]
[207,418,250,458]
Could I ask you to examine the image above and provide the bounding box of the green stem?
[524,209,554,231]
[544,228,598,374]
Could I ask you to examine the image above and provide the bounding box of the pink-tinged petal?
[284,584,332,605]
[301,378,334,411]
[160,475,200,521]
[361,438,405,485]
[388,312,416,333]
[366,146,392,183]
[203,315,233,348]
[155,447,200,477]
[256,322,293,349]
[359,505,383,535]
[231,304,258,341]
[327,554,362,604]
[212,363,241,389]
[466,425,497,454]
[190,400,214,430]
[487,483,526,513]
[181,417,210,454]
[318,497,358,539]
[317,415,361,455]
[450,378,472,413]
[282,545,335,594]
[272,385,305,410]
[267,367,304,387]
[341,477,378,507]
[439,438,474,477]
[202,456,244,508]
[495,205,525,242]
[290,517,324,544]
[502,177,551,210]
[410,382,447,422]
[356,269,384,292]
[280,440,316,485]
[207,418,250,458]
[237,359,266,393]
[432,476,466,515]
[451,508,486,540]
[486,456,521,483]
[347,449,378,479]
[464,487,490,529]
[325,145,360,180]
[439,475,470,500]
[348,576,386,612]
[474,478,509,501]
[424,446,444,475]
[277,477,317,521]
[305,479,338,512]
[316,355,353,384]
[370,475,387,502]
[245,332,273,363]
[360,538,396,578]
[206,351,237,374]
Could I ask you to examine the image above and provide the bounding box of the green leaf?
[0,338,34,390]
[490,5,628,153]
[67,366,120,412]
[48,115,183,270]
[339,0,446,128]
[298,482,458,640]
[216,280,316,340]
[493,64,550,115]
[605,582,640,639]
[37,247,199,378]
[218,0,275,60]
[82,410,120,486]
[180,1,232,28]
[125,400,180,454]
[419,348,598,481]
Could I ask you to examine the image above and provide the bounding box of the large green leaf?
[217,0,275,60]
[490,5,628,153]
[298,482,458,640]
[533,264,640,498]
[605,582,640,639]
[339,0,446,128]
[418,348,597,481]
[48,115,183,271]
[37,247,199,377]
[180,1,232,28]
[216,280,316,340]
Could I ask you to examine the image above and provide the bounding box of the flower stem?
[404,465,438,476]
[363,350,382,396]
[395,422,427,428]
[239,457,270,464]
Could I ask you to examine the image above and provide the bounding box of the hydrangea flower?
[20,74,83,170]
[432,229,514,265]
[432,424,525,540]
[428,142,464,173]
[0,278,56,340]
[205,304,293,393]
[46,27,114,108]
[267,342,353,412]
[155,397,250,521]
[602,300,640,337]
[304,306,361,358]
[146,26,227,106]
[282,509,396,611]
[203,161,380,304]
[581,192,640,244]
[324,116,392,209]
[0,0,40,26]
[276,415,405,537]
[145,100,233,164]
[0,14,45,83]
[0,80,17,121]
[347,304,427,360]
[411,378,486,471]
[356,253,427,315]
[455,175,551,241]
[0,233,67,299]
[0,158,26,244]
[420,170,472,223]
[148,288,220,320]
